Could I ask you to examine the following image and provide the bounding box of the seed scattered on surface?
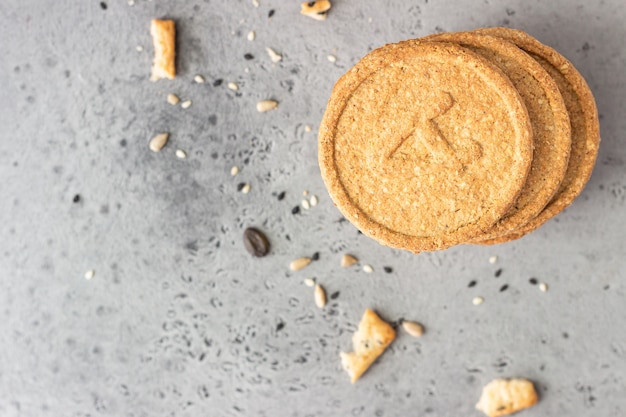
[309,195,318,206]
[244,53,254,60]
[327,54,336,62]
[402,320,424,338]
[252,0,259,7]
[243,227,270,257]
[85,270,95,280]
[266,47,282,63]
[302,199,311,210]
[230,165,239,176]
[73,194,81,203]
[175,149,187,159]
[494,268,503,278]
[468,280,477,288]
[529,277,538,285]
[304,125,312,132]
[539,283,548,292]
[268,9,275,18]
[149,133,169,152]
[300,0,331,20]
[314,284,326,308]
[136,45,143,52]
[181,100,192,109]
[166,93,180,105]
[128,0,134,5]
[500,284,509,292]
[304,278,316,287]
[383,266,393,274]
[330,291,340,300]
[473,296,484,306]
[489,255,498,264]
[311,252,320,261]
[237,182,245,192]
[277,191,286,201]
[227,82,239,91]
[362,264,374,273]
[302,190,309,196]
[247,31,255,41]
[213,79,224,87]
[241,183,251,194]
[194,75,205,83]
[256,100,278,112]
[291,206,300,215]
[341,254,358,267]
[290,257,312,271]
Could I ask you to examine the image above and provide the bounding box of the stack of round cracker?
[318,28,600,253]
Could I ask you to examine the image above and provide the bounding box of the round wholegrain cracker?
[474,27,601,245]
[425,32,572,242]
[318,41,533,252]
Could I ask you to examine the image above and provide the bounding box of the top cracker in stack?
[318,28,600,253]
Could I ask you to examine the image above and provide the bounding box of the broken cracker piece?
[340,309,396,383]
[476,378,538,417]
[150,19,176,81]
[300,1,331,21]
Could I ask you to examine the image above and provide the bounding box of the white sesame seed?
[175,149,187,159]
[194,75,205,84]
[309,195,318,206]
[247,31,255,41]
[539,283,548,292]
[227,82,239,91]
[368,17,373,23]
[362,264,374,273]
[327,55,336,62]
[241,183,251,194]
[181,100,192,109]
[166,93,180,105]
[314,284,327,308]
[472,296,484,305]
[266,47,282,63]
[85,270,95,280]
[302,190,309,196]
[488,255,498,264]
[136,45,143,52]
[230,165,239,176]
[304,125,312,132]
[128,0,134,5]
[302,199,311,210]
[256,100,278,113]
[304,278,316,287]
[244,67,250,73]
[252,0,259,7]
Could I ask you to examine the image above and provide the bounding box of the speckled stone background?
[1,0,625,416]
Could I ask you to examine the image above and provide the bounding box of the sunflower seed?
[472,296,484,306]
[227,82,239,91]
[167,93,180,105]
[175,149,187,159]
[309,195,318,206]
[314,284,327,308]
[290,257,312,271]
[539,283,548,292]
[341,254,358,267]
[247,31,255,41]
[362,264,373,273]
[194,75,205,83]
[256,100,278,112]
[266,47,282,63]
[181,100,192,109]
[304,277,316,287]
[230,165,239,176]
[149,133,169,152]
[241,183,251,194]
[243,227,270,257]
[401,320,424,338]
[302,199,310,210]
[85,270,95,280]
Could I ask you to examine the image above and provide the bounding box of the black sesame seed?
[276,322,285,332]
[237,182,245,191]
[277,191,286,201]
[268,9,275,18]
[311,252,320,261]
[244,53,254,60]
[468,280,477,288]
[330,291,340,300]
[73,194,81,203]
[213,78,223,87]
[494,268,503,278]
[357,230,363,235]
[291,206,300,215]
[100,2,107,10]
[383,266,393,274]
[499,284,509,292]
[529,277,538,285]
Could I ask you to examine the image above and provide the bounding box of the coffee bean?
[243,227,270,257]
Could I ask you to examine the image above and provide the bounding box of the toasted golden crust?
[476,378,539,417]
[150,19,176,81]
[425,32,571,242]
[340,309,396,383]
[319,41,533,252]
[474,27,601,245]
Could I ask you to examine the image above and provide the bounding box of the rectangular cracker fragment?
[150,19,176,81]
[340,309,396,383]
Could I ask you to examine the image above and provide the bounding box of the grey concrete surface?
[1,0,625,416]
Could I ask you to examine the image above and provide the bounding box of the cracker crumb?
[476,378,538,417]
[150,19,176,81]
[300,0,331,20]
